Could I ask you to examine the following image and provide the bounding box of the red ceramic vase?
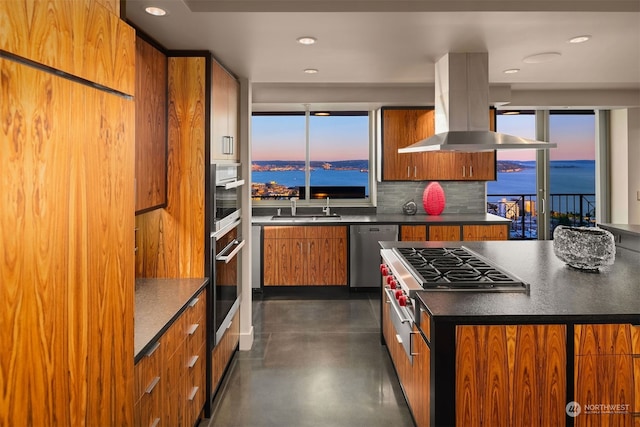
[422,182,446,215]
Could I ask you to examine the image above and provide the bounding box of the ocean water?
[487,160,595,196]
[252,160,595,202]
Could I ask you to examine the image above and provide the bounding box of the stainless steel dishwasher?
[350,224,398,288]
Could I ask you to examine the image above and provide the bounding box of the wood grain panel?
[400,225,427,241]
[135,56,206,278]
[456,325,566,427]
[574,324,637,427]
[462,224,509,241]
[211,310,239,393]
[83,69,135,426]
[0,57,134,426]
[428,225,461,241]
[135,36,167,212]
[0,0,135,94]
[382,109,434,180]
[411,325,430,427]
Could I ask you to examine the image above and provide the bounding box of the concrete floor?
[201,291,415,427]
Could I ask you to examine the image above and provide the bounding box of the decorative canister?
[422,182,446,215]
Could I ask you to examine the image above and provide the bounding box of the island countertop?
[380,240,640,322]
[134,277,209,362]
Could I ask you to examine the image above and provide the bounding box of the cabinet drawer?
[135,340,162,402]
[185,342,206,424]
[186,291,206,325]
[419,309,431,342]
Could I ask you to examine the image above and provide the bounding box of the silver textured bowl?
[553,226,616,271]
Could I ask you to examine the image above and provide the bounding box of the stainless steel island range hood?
[399,53,556,153]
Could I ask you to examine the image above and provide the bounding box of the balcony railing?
[487,194,596,239]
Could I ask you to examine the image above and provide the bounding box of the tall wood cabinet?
[1,1,136,425]
[263,226,348,286]
[211,60,240,162]
[135,36,168,213]
[381,108,496,181]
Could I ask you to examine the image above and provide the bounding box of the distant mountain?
[253,160,369,169]
[496,160,535,172]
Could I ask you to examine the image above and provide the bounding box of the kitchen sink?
[270,214,341,222]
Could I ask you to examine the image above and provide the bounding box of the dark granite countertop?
[135,277,209,362]
[381,240,640,323]
[252,213,510,226]
[598,223,640,236]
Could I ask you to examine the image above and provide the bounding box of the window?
[251,111,370,202]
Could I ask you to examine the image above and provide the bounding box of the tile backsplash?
[377,181,486,215]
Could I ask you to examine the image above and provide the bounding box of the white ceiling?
[124,0,640,110]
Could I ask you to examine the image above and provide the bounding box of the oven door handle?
[384,287,412,324]
[216,239,245,263]
[223,179,245,190]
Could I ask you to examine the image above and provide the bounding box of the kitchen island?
[380,240,640,427]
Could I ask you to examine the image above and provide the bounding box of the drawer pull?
[145,376,160,394]
[188,386,199,401]
[189,297,200,308]
[150,418,161,427]
[145,341,160,357]
[188,355,199,368]
[187,323,199,335]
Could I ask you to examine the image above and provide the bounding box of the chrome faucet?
[322,197,330,216]
[290,197,297,216]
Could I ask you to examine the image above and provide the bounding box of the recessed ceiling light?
[502,111,520,115]
[297,36,317,45]
[522,52,562,64]
[503,68,520,74]
[314,112,330,116]
[303,68,319,74]
[145,6,167,16]
[569,35,591,44]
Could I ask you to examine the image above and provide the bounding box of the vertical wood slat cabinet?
[574,324,640,427]
[0,1,136,424]
[211,60,240,162]
[135,36,168,213]
[456,325,567,427]
[408,311,431,427]
[381,108,496,181]
[263,226,348,286]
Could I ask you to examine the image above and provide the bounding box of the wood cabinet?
[1,3,136,422]
[211,60,240,162]
[456,324,567,426]
[399,224,506,241]
[263,226,348,286]
[381,108,496,181]
[574,324,640,426]
[134,341,163,427]
[211,309,240,395]
[135,36,167,213]
[134,289,207,427]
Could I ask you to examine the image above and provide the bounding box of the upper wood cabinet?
[135,36,167,213]
[381,108,496,181]
[211,60,240,162]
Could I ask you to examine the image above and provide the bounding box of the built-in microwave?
[211,163,243,232]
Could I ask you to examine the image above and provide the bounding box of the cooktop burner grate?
[393,247,530,293]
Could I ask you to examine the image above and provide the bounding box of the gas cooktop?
[393,246,530,293]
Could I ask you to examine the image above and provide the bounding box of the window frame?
[251,110,375,207]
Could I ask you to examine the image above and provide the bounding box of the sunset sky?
[252,112,595,162]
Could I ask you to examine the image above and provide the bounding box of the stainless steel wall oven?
[211,163,243,233]
[211,222,244,345]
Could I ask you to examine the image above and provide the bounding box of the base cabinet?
[211,309,240,394]
[399,224,507,242]
[134,289,206,427]
[574,324,640,426]
[455,324,567,426]
[263,226,347,286]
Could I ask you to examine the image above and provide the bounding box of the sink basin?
[270,214,341,222]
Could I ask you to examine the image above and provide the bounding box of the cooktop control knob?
[395,289,403,300]
[398,295,407,306]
